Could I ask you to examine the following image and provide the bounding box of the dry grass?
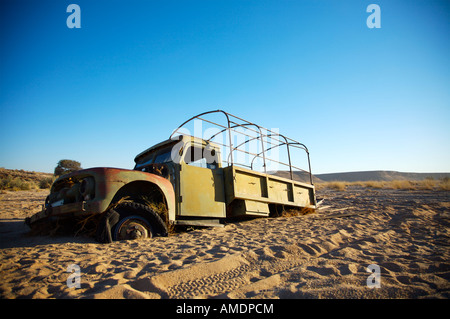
[279,207,316,217]
[391,180,414,190]
[416,179,436,190]
[315,181,348,191]
[317,178,450,191]
[437,178,450,191]
[364,181,386,189]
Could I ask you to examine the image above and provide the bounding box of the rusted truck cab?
[27,110,316,242]
[134,134,227,225]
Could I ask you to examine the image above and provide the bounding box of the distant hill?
[269,170,450,183]
[315,171,450,182]
[268,170,323,183]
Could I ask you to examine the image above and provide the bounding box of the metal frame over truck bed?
[170,110,314,184]
[170,110,316,218]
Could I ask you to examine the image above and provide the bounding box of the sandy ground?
[0,187,449,299]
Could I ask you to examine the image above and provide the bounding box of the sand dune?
[0,187,449,299]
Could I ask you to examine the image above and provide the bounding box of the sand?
[0,187,449,299]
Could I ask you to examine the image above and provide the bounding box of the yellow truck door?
[178,146,226,218]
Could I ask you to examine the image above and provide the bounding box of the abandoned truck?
[26,110,316,242]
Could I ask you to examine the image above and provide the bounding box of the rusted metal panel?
[104,168,176,221]
[31,167,176,225]
[52,201,85,215]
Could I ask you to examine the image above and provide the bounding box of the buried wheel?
[96,201,168,243]
[114,215,153,240]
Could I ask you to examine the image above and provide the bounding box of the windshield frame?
[134,141,179,171]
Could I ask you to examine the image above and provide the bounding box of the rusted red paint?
[32,167,176,225]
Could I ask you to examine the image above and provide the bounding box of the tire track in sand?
[128,241,333,298]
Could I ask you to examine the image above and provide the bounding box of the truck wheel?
[114,215,153,241]
[111,202,168,241]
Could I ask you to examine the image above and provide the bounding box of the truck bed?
[223,165,316,217]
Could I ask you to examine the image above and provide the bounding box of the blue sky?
[1,0,449,174]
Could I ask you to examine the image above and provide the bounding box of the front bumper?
[25,201,100,227]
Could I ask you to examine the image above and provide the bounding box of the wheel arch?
[110,179,175,222]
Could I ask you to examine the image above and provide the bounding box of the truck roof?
[134,135,219,164]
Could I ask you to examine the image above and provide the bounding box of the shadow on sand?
[0,218,97,249]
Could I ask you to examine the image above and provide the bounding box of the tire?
[113,214,154,241]
[96,202,168,243]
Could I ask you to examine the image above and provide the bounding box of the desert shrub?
[0,177,9,190]
[0,177,8,190]
[0,176,36,191]
[39,177,55,189]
